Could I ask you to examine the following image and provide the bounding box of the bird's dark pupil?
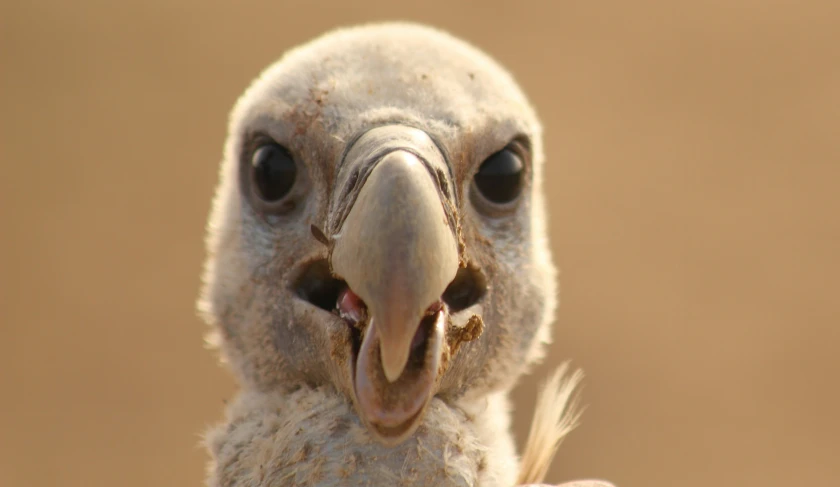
[474,149,523,204]
[252,144,296,201]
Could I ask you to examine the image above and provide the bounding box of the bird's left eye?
[251,143,297,202]
[473,148,524,205]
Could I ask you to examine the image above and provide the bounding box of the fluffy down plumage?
[198,22,613,487]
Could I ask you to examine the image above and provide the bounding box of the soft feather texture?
[518,363,584,484]
[198,21,554,396]
[206,388,518,486]
[199,22,609,486]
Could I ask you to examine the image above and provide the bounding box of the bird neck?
[205,385,520,486]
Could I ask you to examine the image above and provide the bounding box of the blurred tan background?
[2,1,838,486]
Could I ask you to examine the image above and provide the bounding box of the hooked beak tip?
[381,354,406,383]
[380,336,410,382]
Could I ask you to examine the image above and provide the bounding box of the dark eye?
[251,143,297,202]
[473,148,524,204]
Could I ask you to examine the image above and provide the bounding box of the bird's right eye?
[251,143,297,202]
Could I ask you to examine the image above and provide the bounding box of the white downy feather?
[518,363,584,485]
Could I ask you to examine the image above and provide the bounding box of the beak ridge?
[331,149,459,382]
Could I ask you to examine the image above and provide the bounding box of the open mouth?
[294,259,485,440]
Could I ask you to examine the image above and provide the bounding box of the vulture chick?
[198,22,613,487]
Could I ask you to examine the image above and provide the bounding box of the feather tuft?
[517,362,585,485]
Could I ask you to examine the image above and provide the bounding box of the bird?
[197,22,614,487]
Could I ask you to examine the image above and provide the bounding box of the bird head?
[199,23,557,445]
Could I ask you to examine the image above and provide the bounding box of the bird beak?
[328,125,460,441]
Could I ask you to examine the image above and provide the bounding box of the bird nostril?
[442,265,486,312]
[294,260,344,312]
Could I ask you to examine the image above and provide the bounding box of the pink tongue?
[337,287,365,324]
